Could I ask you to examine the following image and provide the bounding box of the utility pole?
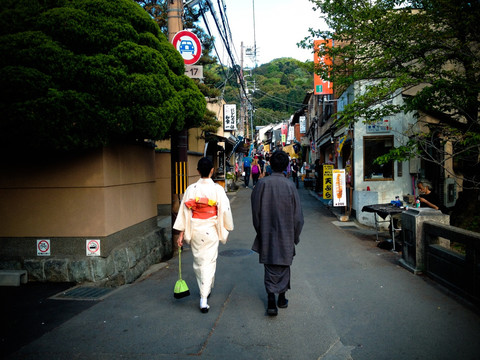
[168,0,187,251]
[239,42,245,137]
[251,0,257,144]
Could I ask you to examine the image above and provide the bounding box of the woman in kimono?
[174,157,234,313]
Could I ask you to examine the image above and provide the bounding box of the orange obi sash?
[184,197,218,219]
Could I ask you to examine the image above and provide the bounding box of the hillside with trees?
[217,58,314,127]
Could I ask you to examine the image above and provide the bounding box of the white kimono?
[173,178,234,298]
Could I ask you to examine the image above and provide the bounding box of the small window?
[364,136,394,181]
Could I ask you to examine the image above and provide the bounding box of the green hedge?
[0,0,205,152]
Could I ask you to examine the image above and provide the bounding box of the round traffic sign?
[87,240,100,253]
[172,30,202,65]
[37,240,50,253]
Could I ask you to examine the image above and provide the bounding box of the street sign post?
[185,65,203,79]
[172,30,202,65]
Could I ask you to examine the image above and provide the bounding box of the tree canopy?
[136,0,222,102]
[0,0,206,153]
[301,0,480,189]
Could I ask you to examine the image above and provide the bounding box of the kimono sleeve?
[173,198,187,232]
[220,189,234,231]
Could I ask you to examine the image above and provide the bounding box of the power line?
[202,0,251,106]
[254,89,306,107]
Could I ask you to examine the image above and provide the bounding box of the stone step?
[0,270,28,286]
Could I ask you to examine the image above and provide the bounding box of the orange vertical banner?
[314,39,334,95]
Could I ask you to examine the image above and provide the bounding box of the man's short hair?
[270,151,289,173]
[418,180,432,190]
[197,157,213,177]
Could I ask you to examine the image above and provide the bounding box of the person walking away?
[258,156,265,173]
[265,161,272,176]
[251,151,304,316]
[291,158,299,189]
[251,158,262,187]
[243,154,252,188]
[174,157,234,313]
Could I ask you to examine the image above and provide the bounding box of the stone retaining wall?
[0,217,173,286]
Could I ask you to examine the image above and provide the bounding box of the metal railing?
[423,221,480,305]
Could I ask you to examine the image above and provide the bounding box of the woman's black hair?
[197,157,214,178]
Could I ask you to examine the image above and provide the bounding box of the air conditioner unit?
[409,157,420,174]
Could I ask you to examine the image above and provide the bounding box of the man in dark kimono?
[251,150,304,316]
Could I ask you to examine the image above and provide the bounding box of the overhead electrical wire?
[200,0,251,106]
[252,110,290,125]
[254,89,307,107]
[198,0,294,132]
[216,0,240,65]
[197,2,234,94]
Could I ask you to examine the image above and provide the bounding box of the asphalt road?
[2,185,480,359]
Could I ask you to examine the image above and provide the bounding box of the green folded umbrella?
[174,247,190,299]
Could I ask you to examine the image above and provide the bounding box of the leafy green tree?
[135,0,215,62]
[301,0,479,191]
[136,0,221,131]
[0,0,205,153]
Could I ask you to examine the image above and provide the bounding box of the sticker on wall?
[86,239,101,257]
[37,239,50,256]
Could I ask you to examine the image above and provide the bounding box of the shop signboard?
[224,104,237,131]
[323,164,333,199]
[366,119,390,133]
[332,169,346,207]
[299,116,306,133]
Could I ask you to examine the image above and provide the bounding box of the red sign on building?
[314,39,334,95]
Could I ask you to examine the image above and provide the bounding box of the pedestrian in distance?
[251,158,262,187]
[174,157,234,313]
[265,161,272,176]
[291,158,299,189]
[250,151,304,316]
[243,153,252,188]
[258,155,265,173]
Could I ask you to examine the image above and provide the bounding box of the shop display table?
[361,203,406,251]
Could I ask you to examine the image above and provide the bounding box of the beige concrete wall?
[154,100,233,206]
[187,154,202,184]
[155,152,172,206]
[154,128,205,207]
[188,127,204,154]
[0,144,156,237]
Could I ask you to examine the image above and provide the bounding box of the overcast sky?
[204,0,328,67]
